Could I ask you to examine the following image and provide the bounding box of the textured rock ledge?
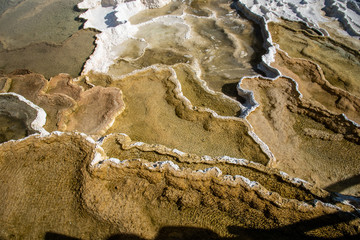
[1,0,359,238]
[238,74,360,195]
[0,70,124,135]
[237,0,360,37]
[232,0,360,116]
[85,66,273,165]
[0,132,359,239]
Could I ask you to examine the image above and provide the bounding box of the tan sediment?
[1,71,124,135]
[272,50,360,124]
[173,63,241,117]
[111,0,263,97]
[0,29,97,79]
[0,133,120,239]
[240,76,360,196]
[100,133,324,201]
[268,20,360,97]
[87,67,269,165]
[1,132,360,239]
[62,86,124,135]
[109,47,192,77]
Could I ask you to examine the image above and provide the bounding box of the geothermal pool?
[0,0,360,239]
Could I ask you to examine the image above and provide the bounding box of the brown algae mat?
[1,1,360,238]
[239,75,360,196]
[110,46,243,117]
[272,50,360,124]
[1,132,360,239]
[0,133,120,239]
[173,63,242,117]
[268,20,360,97]
[0,68,270,165]
[86,67,270,165]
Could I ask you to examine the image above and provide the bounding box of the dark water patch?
[0,114,28,143]
[0,0,86,50]
[222,82,247,104]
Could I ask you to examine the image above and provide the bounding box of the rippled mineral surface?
[0,0,360,239]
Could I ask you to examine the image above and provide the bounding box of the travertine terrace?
[1,132,360,239]
[0,0,359,239]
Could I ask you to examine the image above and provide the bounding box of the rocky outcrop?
[0,71,124,135]
[268,20,360,97]
[239,75,360,195]
[323,0,360,37]
[0,132,359,239]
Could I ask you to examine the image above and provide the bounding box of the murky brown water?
[0,0,97,78]
[0,114,28,143]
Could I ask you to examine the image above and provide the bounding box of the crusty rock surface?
[240,75,360,196]
[0,71,124,135]
[0,132,359,239]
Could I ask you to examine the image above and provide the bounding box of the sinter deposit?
[0,0,359,239]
